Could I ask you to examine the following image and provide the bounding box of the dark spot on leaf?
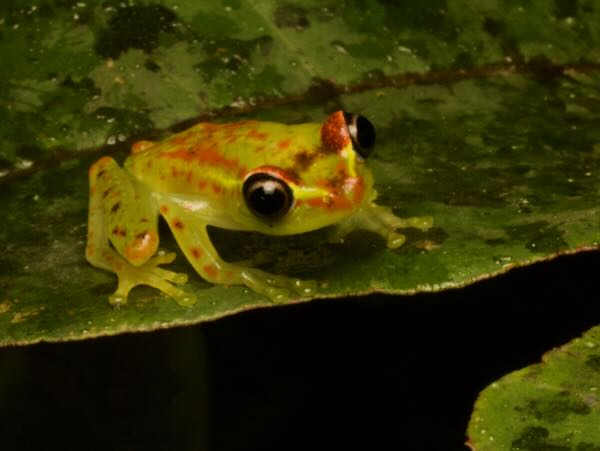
[94,4,179,59]
[554,0,578,19]
[61,76,101,96]
[274,4,310,30]
[96,170,106,178]
[375,0,455,41]
[486,238,506,246]
[452,52,474,69]
[194,35,273,82]
[102,188,113,199]
[576,443,600,451]
[518,390,591,424]
[503,222,568,254]
[585,355,600,371]
[144,59,161,72]
[511,426,570,451]
[483,17,503,37]
[16,145,43,161]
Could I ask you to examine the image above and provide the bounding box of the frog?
[86,111,433,307]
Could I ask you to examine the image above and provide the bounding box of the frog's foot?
[238,268,317,303]
[375,212,433,249]
[340,206,433,250]
[109,252,196,307]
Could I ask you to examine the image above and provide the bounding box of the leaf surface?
[2,1,600,345]
[467,325,600,450]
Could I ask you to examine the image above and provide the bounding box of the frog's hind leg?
[86,157,193,306]
[158,199,317,302]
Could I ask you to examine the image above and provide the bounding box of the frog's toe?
[387,232,407,249]
[109,293,128,308]
[264,287,291,303]
[172,291,197,307]
[149,252,177,265]
[291,278,318,297]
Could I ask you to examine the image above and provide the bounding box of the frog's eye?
[243,173,294,220]
[343,112,376,159]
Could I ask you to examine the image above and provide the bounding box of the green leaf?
[467,325,600,450]
[2,0,600,346]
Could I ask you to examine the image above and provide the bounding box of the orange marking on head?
[211,183,223,194]
[321,111,350,153]
[124,231,158,263]
[160,205,169,214]
[172,218,184,229]
[203,264,219,279]
[186,171,193,183]
[198,180,207,190]
[86,244,95,257]
[307,192,353,210]
[171,167,179,178]
[348,177,365,204]
[255,145,265,153]
[278,138,291,150]
[90,186,96,196]
[190,247,203,259]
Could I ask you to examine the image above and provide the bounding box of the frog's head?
[238,111,377,235]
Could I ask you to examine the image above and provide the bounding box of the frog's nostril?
[343,112,376,159]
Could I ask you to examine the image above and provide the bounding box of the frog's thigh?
[88,156,159,266]
[86,157,191,306]
[159,200,316,302]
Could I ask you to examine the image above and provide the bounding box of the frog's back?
[126,119,322,196]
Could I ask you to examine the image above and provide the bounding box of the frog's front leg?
[159,199,317,302]
[331,201,433,249]
[86,157,193,306]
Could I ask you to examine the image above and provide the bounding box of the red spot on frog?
[278,139,291,150]
[190,247,203,259]
[203,264,219,279]
[160,205,169,214]
[172,218,184,229]
[321,111,350,153]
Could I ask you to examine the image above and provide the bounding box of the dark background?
[0,250,598,451]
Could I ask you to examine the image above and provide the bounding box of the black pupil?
[355,115,375,151]
[250,184,285,216]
